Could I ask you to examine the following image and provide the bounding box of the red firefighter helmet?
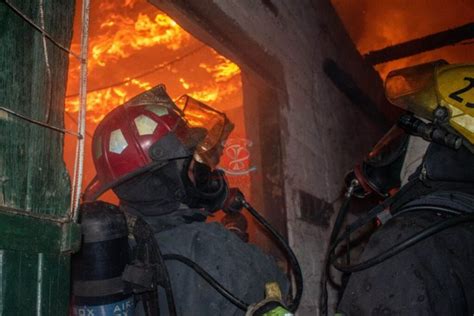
[83,84,233,202]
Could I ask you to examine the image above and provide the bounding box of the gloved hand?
[223,188,245,213]
[221,211,249,242]
[246,301,293,316]
[245,282,293,316]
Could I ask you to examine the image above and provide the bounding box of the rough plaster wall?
[204,1,387,314]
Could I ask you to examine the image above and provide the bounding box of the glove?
[221,212,249,242]
[245,282,293,316]
[222,188,245,213]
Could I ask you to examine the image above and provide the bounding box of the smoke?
[331,0,370,46]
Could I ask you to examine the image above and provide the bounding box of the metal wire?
[2,0,89,222]
[65,111,93,139]
[3,0,82,61]
[71,0,90,222]
[0,106,82,138]
[1,0,84,138]
[65,44,206,98]
[38,0,52,123]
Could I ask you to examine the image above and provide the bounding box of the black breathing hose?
[320,180,356,316]
[129,191,302,314]
[329,194,353,244]
[331,213,474,273]
[241,199,304,313]
[163,254,250,311]
[321,203,470,316]
[394,205,462,217]
[160,199,302,314]
[329,204,467,258]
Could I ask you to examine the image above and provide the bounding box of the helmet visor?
[385,60,448,120]
[175,95,234,168]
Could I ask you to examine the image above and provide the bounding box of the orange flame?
[66,0,242,124]
[331,0,474,80]
[178,54,241,105]
[200,55,241,82]
[66,78,152,123]
[90,13,189,69]
[179,78,191,90]
[188,81,242,105]
[64,0,245,210]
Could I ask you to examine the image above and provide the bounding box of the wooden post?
[0,1,79,314]
[364,23,474,65]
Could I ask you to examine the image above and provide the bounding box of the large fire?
[66,1,241,123]
[64,0,247,205]
[91,13,189,65]
[331,0,474,79]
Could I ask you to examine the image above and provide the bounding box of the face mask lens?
[175,95,234,168]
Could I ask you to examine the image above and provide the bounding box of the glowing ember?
[200,55,241,82]
[188,81,242,105]
[179,78,191,90]
[188,87,220,103]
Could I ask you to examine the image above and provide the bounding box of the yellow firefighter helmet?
[385,60,474,144]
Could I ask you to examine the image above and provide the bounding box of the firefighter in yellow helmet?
[328,61,474,315]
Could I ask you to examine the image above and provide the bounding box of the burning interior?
[332,0,474,79]
[1,0,473,314]
[63,0,266,243]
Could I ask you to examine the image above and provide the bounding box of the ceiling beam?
[364,23,474,65]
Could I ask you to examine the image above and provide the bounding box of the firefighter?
[329,61,474,315]
[83,85,289,315]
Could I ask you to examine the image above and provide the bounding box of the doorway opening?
[64,0,258,238]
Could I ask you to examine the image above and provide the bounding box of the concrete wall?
[228,2,386,313]
[151,0,391,314]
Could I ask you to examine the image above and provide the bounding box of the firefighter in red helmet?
[84,84,226,205]
[83,84,288,315]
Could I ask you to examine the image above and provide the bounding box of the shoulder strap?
[401,191,474,214]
